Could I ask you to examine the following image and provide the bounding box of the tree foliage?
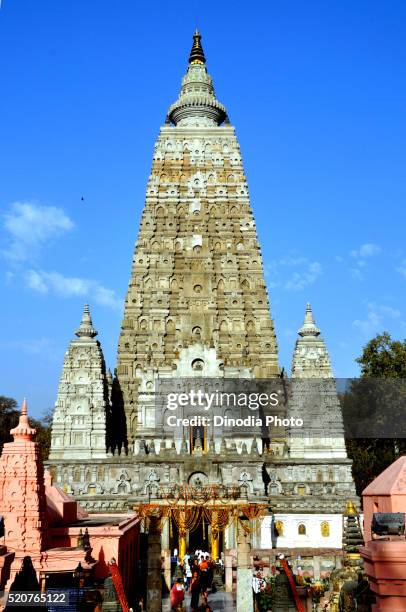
[345,332,406,497]
[356,332,406,378]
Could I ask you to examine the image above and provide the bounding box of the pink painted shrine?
[361,456,406,611]
[0,399,140,604]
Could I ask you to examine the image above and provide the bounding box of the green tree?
[356,332,406,378]
[345,333,406,496]
[0,396,19,454]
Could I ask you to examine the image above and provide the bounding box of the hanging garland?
[203,506,233,530]
[241,503,266,521]
[171,507,201,536]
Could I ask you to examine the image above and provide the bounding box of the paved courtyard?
[163,590,236,611]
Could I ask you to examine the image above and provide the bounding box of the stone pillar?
[236,520,253,611]
[178,531,186,561]
[211,530,219,562]
[163,549,171,593]
[211,511,220,561]
[225,553,233,592]
[313,555,321,579]
[147,517,162,612]
[161,518,169,549]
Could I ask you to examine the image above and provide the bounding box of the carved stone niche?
[188,472,208,488]
[111,470,132,495]
[82,482,103,495]
[144,468,161,497]
[238,470,253,494]
[268,473,283,496]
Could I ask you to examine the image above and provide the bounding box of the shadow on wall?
[109,375,128,455]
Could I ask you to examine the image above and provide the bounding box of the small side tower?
[288,303,350,460]
[291,303,332,378]
[0,399,47,554]
[49,304,110,460]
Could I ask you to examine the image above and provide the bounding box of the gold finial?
[344,500,357,516]
[189,29,206,65]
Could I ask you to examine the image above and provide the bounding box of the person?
[191,558,200,575]
[185,555,192,589]
[206,554,213,591]
[184,551,191,570]
[190,570,201,611]
[170,578,185,611]
[199,555,209,602]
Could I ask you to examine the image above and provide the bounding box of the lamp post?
[74,562,85,611]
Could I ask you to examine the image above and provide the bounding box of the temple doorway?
[188,516,209,551]
[168,511,224,560]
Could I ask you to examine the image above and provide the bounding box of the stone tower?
[0,399,47,553]
[288,303,348,459]
[49,304,110,460]
[116,30,279,450]
[46,35,357,553]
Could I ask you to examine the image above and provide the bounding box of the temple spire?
[10,398,37,442]
[292,303,332,378]
[189,29,206,64]
[298,303,320,337]
[75,303,98,339]
[167,30,227,126]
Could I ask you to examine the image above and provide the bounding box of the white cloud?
[350,243,382,258]
[284,261,322,291]
[350,268,364,281]
[26,269,122,311]
[379,305,401,319]
[265,255,323,291]
[348,243,382,281]
[26,270,48,293]
[0,337,63,364]
[353,303,401,336]
[396,260,406,278]
[3,201,74,261]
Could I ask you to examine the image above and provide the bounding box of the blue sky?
[1,1,405,418]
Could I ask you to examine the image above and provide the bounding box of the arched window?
[321,522,330,537]
[246,320,255,333]
[191,359,204,371]
[298,523,306,535]
[297,485,306,496]
[192,326,202,339]
[166,319,175,332]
